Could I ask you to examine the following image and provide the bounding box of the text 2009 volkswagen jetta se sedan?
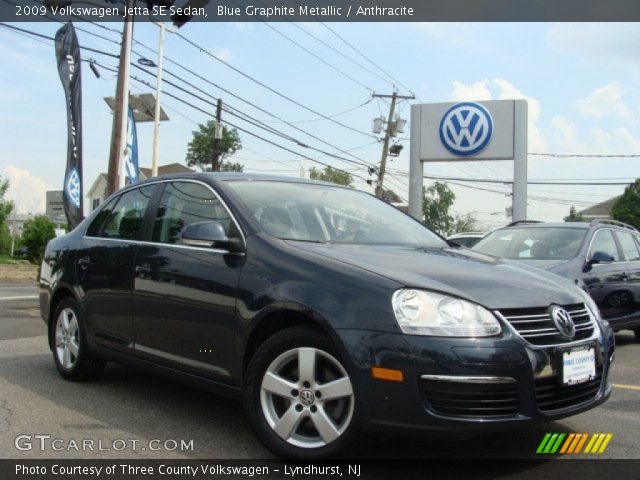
[39,173,613,458]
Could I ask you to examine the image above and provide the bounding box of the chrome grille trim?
[496,303,596,346]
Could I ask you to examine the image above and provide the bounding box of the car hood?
[286,242,582,310]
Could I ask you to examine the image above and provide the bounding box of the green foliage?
[380,188,401,204]
[0,223,11,255]
[611,179,640,230]
[21,215,55,263]
[185,121,242,171]
[422,181,476,236]
[564,206,585,222]
[0,175,13,226]
[309,166,353,187]
[221,162,244,172]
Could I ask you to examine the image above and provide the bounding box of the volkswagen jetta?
[39,173,613,458]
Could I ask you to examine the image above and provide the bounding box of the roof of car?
[133,171,342,188]
[499,220,638,232]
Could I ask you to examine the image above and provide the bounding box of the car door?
[77,184,157,352]
[132,180,244,382]
[613,230,640,318]
[582,229,628,320]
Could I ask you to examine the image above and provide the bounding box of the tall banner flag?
[55,22,83,229]
[123,106,139,184]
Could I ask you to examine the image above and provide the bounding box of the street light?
[147,20,176,177]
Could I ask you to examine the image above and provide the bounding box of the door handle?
[135,264,151,275]
[78,256,91,270]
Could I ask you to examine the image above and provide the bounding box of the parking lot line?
[613,384,640,391]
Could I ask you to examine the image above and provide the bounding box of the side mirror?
[585,251,615,271]
[180,221,244,253]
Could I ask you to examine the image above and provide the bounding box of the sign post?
[409,99,528,222]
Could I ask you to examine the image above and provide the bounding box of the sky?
[1,21,639,229]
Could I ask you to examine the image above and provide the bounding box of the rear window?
[473,227,587,260]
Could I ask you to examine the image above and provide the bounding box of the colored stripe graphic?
[537,433,613,454]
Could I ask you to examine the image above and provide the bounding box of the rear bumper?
[335,322,614,432]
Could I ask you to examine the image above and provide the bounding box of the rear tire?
[51,297,105,381]
[634,328,640,343]
[244,326,363,459]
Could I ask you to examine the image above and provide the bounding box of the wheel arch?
[47,285,77,350]
[241,308,349,382]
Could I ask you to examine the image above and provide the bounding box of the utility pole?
[372,92,414,197]
[151,23,166,177]
[211,98,223,171]
[106,0,135,196]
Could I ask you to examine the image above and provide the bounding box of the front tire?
[244,326,361,459]
[51,298,105,381]
[634,328,640,342]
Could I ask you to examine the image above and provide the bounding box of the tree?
[564,206,585,222]
[21,215,55,263]
[380,188,401,204]
[221,162,244,172]
[611,179,640,230]
[0,176,13,226]
[452,213,478,234]
[309,166,353,187]
[0,176,14,255]
[185,121,242,172]
[422,181,476,236]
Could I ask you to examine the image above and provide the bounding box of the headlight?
[579,288,602,321]
[391,289,502,337]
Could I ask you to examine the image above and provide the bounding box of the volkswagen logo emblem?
[550,306,575,339]
[299,390,315,406]
[439,102,494,156]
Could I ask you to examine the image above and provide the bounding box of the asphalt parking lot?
[1,283,639,460]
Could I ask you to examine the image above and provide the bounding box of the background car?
[473,219,640,340]
[447,232,487,248]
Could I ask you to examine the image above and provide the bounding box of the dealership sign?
[412,99,522,162]
[409,99,528,221]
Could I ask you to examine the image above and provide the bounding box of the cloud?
[229,22,253,32]
[213,48,232,62]
[1,166,54,214]
[547,23,640,64]
[449,78,547,152]
[576,83,634,121]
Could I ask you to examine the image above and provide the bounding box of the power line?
[172,31,377,140]
[289,22,395,89]
[319,22,418,99]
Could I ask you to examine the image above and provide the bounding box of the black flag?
[55,22,83,229]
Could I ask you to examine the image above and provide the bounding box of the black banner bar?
[3,0,640,22]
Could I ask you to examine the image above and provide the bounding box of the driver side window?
[589,230,620,261]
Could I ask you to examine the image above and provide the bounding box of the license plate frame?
[559,344,596,386]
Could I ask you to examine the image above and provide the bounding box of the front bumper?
[336,321,614,432]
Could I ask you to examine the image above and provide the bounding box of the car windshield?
[225,180,446,247]
[472,227,588,260]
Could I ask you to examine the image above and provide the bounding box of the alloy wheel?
[55,308,80,370]
[260,347,354,449]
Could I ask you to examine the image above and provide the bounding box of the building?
[86,163,194,212]
[6,213,33,237]
[578,196,620,221]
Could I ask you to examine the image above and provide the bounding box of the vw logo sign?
[550,305,575,339]
[65,168,81,209]
[439,102,494,156]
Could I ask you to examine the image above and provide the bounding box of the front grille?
[421,379,519,418]
[498,303,595,346]
[535,367,603,411]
